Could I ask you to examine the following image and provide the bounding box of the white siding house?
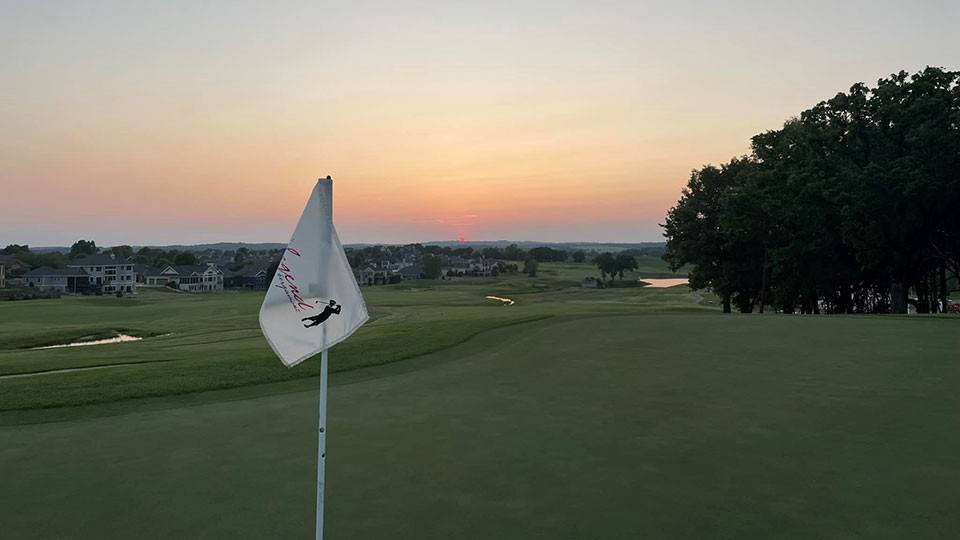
[67,254,136,294]
[144,263,224,292]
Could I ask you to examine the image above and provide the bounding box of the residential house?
[0,255,28,284]
[146,263,224,292]
[142,267,176,287]
[224,264,271,289]
[67,254,136,294]
[172,264,224,292]
[23,267,91,292]
[356,266,389,286]
[398,264,425,280]
[133,264,152,284]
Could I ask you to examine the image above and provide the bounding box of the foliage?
[593,252,638,283]
[523,258,539,277]
[68,239,98,259]
[422,254,443,279]
[1,244,30,255]
[173,252,198,266]
[664,67,960,314]
[528,246,568,262]
[5,246,67,271]
[109,245,134,259]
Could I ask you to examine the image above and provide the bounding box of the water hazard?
[638,278,689,288]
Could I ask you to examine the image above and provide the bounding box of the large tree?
[69,239,98,259]
[663,67,960,314]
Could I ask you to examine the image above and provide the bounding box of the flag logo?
[302,300,342,328]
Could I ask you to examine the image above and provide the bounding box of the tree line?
[1,240,202,272]
[663,67,960,314]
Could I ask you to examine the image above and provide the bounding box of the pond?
[638,278,689,289]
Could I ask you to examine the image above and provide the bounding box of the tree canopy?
[663,67,960,314]
[68,239,97,259]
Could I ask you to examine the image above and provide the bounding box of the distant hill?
[419,240,666,252]
[30,240,665,253]
[145,242,287,252]
[29,242,287,254]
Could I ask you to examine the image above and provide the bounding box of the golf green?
[2,314,958,539]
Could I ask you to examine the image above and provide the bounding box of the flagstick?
[316,324,328,540]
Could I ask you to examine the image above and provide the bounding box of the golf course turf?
[1,263,958,538]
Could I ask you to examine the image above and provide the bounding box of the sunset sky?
[2,1,958,246]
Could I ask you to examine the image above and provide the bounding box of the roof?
[24,266,89,277]
[142,266,169,276]
[67,254,130,266]
[224,262,270,277]
[172,264,222,275]
[399,265,424,276]
[0,255,27,267]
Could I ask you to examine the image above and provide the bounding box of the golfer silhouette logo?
[302,299,342,328]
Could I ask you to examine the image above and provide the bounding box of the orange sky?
[2,1,958,246]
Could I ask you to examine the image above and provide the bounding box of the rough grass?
[0,262,702,411]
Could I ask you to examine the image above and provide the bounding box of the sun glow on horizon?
[2,1,957,246]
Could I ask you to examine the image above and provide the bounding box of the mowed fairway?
[1,264,959,539]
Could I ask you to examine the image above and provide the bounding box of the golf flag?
[259,177,368,367]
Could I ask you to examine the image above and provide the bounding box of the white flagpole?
[316,324,328,540]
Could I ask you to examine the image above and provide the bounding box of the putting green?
[2,314,958,539]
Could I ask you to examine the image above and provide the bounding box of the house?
[67,254,136,294]
[133,264,152,284]
[0,255,28,282]
[171,264,224,292]
[356,266,389,286]
[142,267,176,287]
[224,264,271,289]
[581,276,599,288]
[398,264,425,280]
[145,263,224,292]
[23,267,91,292]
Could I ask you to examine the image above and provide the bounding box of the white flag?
[259,178,368,367]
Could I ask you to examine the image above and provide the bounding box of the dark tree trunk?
[837,284,852,314]
[916,279,929,314]
[891,282,908,314]
[758,249,768,314]
[939,262,948,314]
[722,293,731,314]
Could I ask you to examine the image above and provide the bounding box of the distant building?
[398,264,425,280]
[224,264,271,289]
[356,266,389,286]
[172,264,224,292]
[67,254,136,294]
[145,263,224,292]
[142,267,176,287]
[23,267,91,292]
[0,255,29,280]
[581,276,599,288]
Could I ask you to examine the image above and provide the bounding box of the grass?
[0,262,697,412]
[1,260,958,538]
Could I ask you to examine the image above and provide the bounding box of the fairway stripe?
[0,360,176,380]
